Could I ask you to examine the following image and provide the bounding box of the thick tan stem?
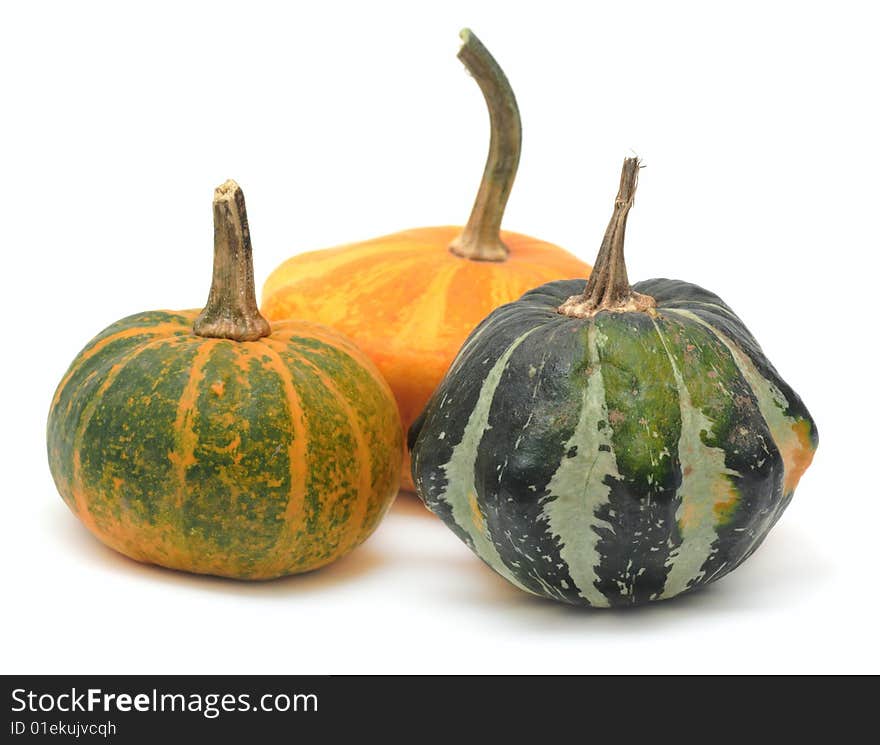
[448,28,520,262]
[558,158,656,318]
[193,180,271,341]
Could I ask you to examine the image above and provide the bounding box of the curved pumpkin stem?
[194,180,271,341]
[558,158,656,318]
[448,29,520,263]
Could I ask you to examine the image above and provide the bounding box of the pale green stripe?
[665,308,805,550]
[666,309,803,488]
[440,328,540,595]
[653,319,740,599]
[540,323,615,607]
[665,300,739,319]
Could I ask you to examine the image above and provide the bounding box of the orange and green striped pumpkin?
[47,181,402,580]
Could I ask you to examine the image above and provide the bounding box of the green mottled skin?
[595,313,682,490]
[47,310,402,580]
[656,314,767,505]
[80,339,196,531]
[271,337,401,554]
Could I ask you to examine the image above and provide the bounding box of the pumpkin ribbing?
[47,182,402,579]
[410,159,817,606]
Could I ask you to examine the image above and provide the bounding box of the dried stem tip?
[448,28,520,262]
[557,158,656,318]
[193,180,271,341]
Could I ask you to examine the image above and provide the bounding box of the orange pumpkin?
[262,30,590,490]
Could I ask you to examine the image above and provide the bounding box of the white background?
[2,1,878,674]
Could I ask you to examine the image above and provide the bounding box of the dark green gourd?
[409,158,817,607]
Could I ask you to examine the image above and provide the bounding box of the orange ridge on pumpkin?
[83,340,195,569]
[162,338,218,569]
[256,340,310,576]
[266,337,375,554]
[273,321,393,388]
[168,340,217,506]
[290,328,402,539]
[69,336,180,536]
[783,419,817,495]
[51,320,192,409]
